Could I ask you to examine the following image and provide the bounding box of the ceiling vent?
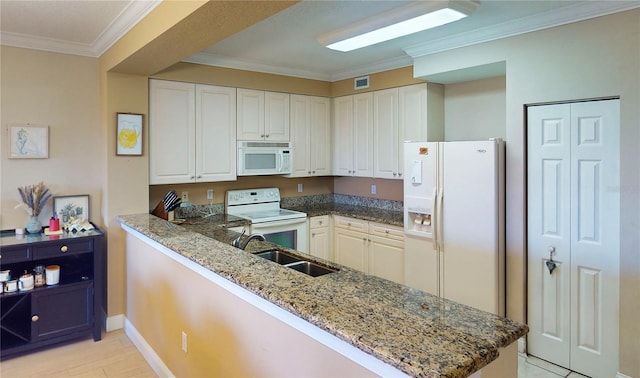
[354,76,370,90]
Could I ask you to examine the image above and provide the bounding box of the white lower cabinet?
[333,216,404,284]
[308,216,331,261]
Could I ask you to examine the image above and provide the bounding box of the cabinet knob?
[32,315,39,322]
[363,237,367,241]
[60,245,68,253]
[319,221,323,225]
[398,172,402,177]
[311,233,315,237]
[308,171,311,174]
[385,230,389,234]
[190,176,195,180]
[260,134,265,138]
[393,172,397,176]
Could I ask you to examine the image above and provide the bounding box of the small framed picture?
[116,113,143,156]
[54,195,90,227]
[8,124,49,159]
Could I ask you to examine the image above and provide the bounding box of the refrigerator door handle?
[437,187,444,250]
[431,187,438,249]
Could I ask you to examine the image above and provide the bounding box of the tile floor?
[518,354,590,378]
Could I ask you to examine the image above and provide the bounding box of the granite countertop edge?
[116,213,528,378]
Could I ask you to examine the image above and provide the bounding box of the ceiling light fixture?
[317,0,479,52]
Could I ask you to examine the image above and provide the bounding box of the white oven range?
[226,188,308,253]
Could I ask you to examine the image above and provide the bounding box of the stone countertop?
[285,202,404,227]
[117,213,527,378]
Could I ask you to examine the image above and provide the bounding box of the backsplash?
[175,194,402,219]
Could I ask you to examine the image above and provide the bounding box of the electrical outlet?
[297,183,303,193]
[181,331,188,353]
[371,184,377,194]
[207,189,214,200]
[181,191,189,202]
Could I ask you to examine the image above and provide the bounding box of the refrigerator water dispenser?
[405,207,432,237]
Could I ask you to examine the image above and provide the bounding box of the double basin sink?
[253,249,338,277]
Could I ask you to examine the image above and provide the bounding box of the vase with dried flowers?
[17,182,51,234]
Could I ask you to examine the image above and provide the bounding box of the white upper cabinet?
[332,93,374,176]
[289,95,331,177]
[149,80,236,184]
[237,89,290,141]
[374,83,443,180]
[196,84,237,182]
[373,88,400,179]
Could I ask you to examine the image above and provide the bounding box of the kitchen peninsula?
[117,213,527,378]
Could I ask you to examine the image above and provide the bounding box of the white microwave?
[237,141,292,176]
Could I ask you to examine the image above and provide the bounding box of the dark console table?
[0,226,105,359]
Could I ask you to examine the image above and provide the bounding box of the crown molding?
[0,1,161,57]
[329,55,413,82]
[404,1,640,58]
[92,0,162,56]
[183,52,334,81]
[184,52,413,82]
[0,31,96,56]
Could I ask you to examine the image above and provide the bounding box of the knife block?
[150,201,169,220]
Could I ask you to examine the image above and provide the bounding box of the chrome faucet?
[232,228,266,250]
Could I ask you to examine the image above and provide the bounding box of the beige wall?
[153,62,331,96]
[414,9,640,377]
[126,233,382,377]
[444,76,506,141]
[331,66,423,97]
[149,176,335,210]
[0,46,103,230]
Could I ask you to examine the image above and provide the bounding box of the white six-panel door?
[527,100,619,377]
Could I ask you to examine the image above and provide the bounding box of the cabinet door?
[149,80,196,184]
[369,235,404,285]
[289,94,311,177]
[374,88,400,179]
[399,83,428,143]
[353,92,374,177]
[309,96,332,176]
[265,92,290,141]
[332,96,354,176]
[309,226,330,261]
[196,84,237,182]
[31,282,93,342]
[237,88,265,140]
[334,228,367,272]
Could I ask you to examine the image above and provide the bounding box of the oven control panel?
[226,188,281,206]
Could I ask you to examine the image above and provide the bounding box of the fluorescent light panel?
[319,1,478,52]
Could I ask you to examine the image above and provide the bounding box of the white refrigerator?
[403,140,505,316]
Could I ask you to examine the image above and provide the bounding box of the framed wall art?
[54,195,90,227]
[116,113,143,156]
[8,124,49,159]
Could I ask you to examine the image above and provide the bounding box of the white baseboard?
[616,372,632,378]
[106,314,125,332]
[518,336,526,354]
[125,318,174,378]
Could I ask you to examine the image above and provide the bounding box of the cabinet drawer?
[33,239,93,259]
[0,246,31,264]
[369,222,404,241]
[309,215,329,229]
[333,216,367,232]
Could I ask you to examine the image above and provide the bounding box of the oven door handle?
[251,217,307,228]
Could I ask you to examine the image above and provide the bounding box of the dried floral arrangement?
[17,182,51,216]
